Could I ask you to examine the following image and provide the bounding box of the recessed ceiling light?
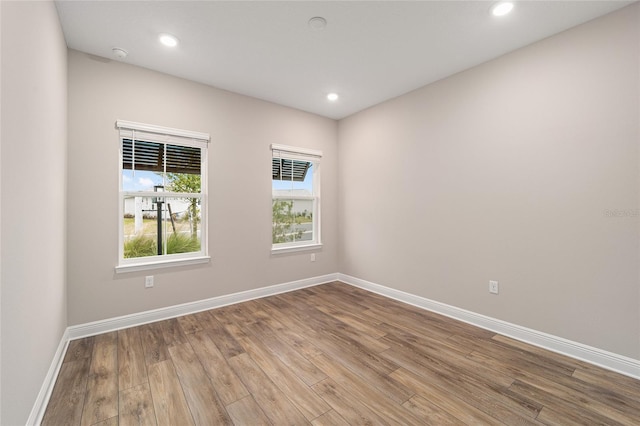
[159,33,179,47]
[491,2,514,17]
[309,17,327,31]
[327,93,339,102]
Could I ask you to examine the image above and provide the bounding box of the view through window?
[117,121,209,270]
[272,144,322,251]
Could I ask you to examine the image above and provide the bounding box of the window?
[116,120,209,272]
[271,144,322,252]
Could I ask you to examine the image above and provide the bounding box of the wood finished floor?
[43,281,640,425]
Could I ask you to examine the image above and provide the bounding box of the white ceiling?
[55,1,634,120]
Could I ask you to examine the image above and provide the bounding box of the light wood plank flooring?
[43,281,640,425]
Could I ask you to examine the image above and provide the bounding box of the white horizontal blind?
[271,143,322,162]
[271,144,322,184]
[117,120,210,148]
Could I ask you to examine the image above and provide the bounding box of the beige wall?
[0,1,68,424]
[3,6,639,423]
[338,4,640,359]
[67,50,338,325]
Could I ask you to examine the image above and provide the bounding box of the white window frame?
[271,143,322,254]
[115,120,210,273]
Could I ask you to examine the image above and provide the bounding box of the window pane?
[292,163,313,193]
[123,195,160,258]
[123,195,201,259]
[123,139,164,172]
[123,139,201,193]
[122,169,163,192]
[166,144,201,175]
[164,172,201,194]
[164,197,201,255]
[272,162,313,196]
[272,199,313,244]
[272,158,310,182]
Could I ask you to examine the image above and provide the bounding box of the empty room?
[2,0,640,424]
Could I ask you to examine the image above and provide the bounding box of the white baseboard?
[67,273,339,340]
[31,271,640,425]
[27,328,70,426]
[338,273,640,380]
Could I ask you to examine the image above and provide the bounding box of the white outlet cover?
[489,280,499,294]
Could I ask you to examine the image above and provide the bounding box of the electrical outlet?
[310,253,316,262]
[489,280,499,294]
[145,276,154,288]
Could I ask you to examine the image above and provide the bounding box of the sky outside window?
[272,163,314,193]
[122,170,164,191]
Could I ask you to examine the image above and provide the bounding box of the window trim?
[271,144,322,254]
[115,256,210,274]
[271,242,323,255]
[116,120,210,272]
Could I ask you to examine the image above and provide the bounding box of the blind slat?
[271,144,321,182]
[123,139,201,174]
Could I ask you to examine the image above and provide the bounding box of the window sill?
[115,256,211,274]
[271,243,322,255]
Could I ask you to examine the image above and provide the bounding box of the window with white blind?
[116,120,210,272]
[271,144,322,253]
